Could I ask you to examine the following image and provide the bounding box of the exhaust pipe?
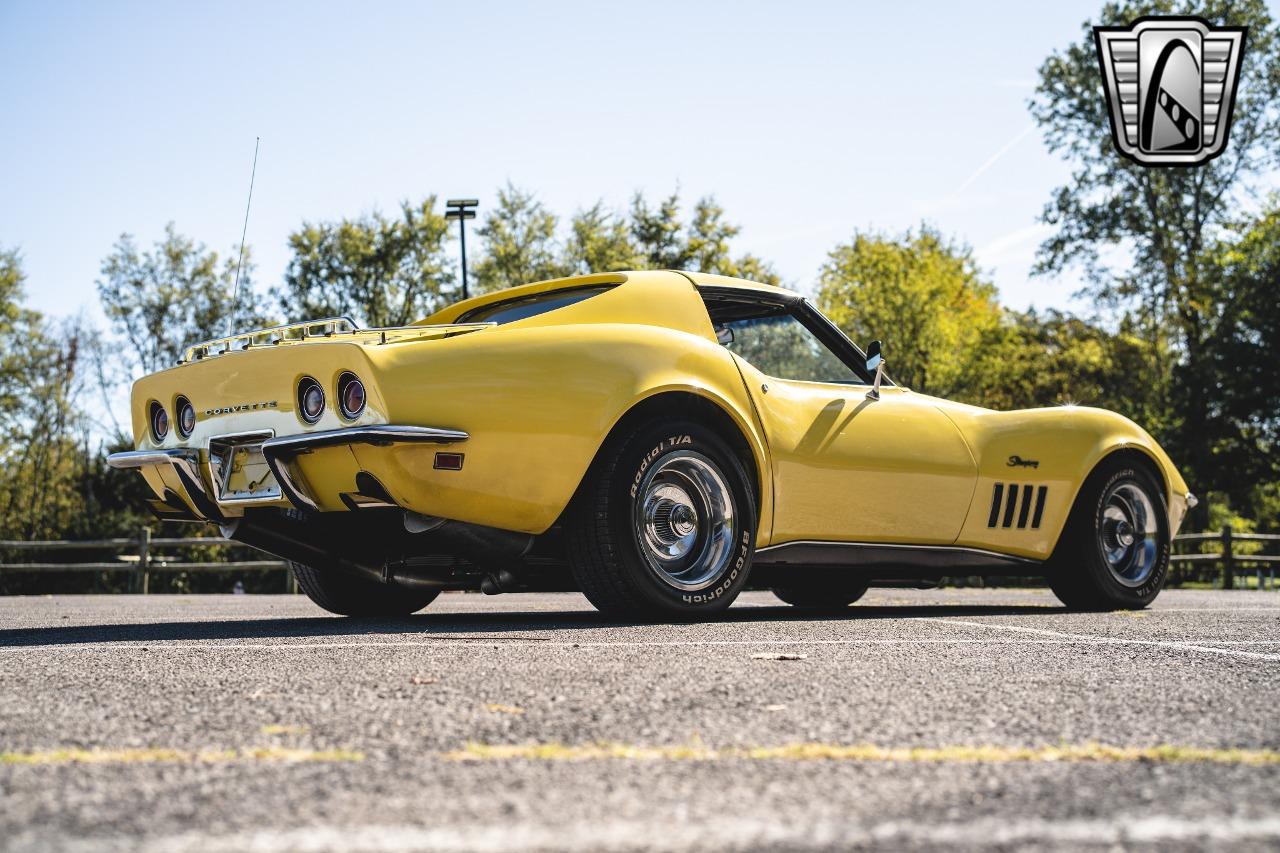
[220,513,388,584]
[479,568,522,595]
[222,513,459,589]
[223,509,531,591]
[403,512,533,563]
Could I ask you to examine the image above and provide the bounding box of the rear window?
[458,286,613,325]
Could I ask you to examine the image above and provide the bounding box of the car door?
[723,306,977,545]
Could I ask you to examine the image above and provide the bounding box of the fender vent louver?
[988,483,1048,530]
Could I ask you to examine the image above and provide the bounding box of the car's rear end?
[108,317,486,526]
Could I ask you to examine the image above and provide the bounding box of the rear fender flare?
[569,385,774,546]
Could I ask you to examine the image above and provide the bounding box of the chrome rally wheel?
[1099,482,1160,588]
[633,450,736,592]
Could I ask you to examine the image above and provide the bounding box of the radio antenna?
[226,136,260,337]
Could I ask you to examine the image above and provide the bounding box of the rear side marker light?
[433,452,464,471]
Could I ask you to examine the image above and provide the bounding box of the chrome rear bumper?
[261,425,468,512]
[108,425,470,520]
[106,448,226,521]
[107,450,193,470]
[261,424,467,455]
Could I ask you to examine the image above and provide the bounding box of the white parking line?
[27,813,1280,851]
[934,619,1280,662]
[1149,607,1280,613]
[2,637,1279,653]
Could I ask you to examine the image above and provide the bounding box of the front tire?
[1048,459,1170,611]
[567,418,757,619]
[290,561,439,617]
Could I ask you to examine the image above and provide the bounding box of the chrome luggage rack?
[179,317,494,364]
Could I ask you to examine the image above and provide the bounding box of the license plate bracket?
[208,431,281,503]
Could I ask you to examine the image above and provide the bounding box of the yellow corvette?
[108,270,1194,618]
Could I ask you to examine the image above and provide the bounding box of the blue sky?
[2,1,1152,322]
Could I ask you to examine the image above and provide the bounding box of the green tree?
[6,246,300,591]
[960,309,1161,415]
[562,202,640,274]
[473,185,569,293]
[278,198,454,327]
[816,226,1002,396]
[1030,0,1280,510]
[97,223,268,373]
[0,251,91,542]
[629,192,780,284]
[476,187,780,292]
[1202,205,1280,503]
[0,249,42,425]
[630,192,689,269]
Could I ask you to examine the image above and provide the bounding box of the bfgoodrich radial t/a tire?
[1048,458,1170,611]
[567,418,757,619]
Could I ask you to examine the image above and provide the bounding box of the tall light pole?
[446,199,478,300]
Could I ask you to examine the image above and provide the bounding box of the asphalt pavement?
[2,588,1279,851]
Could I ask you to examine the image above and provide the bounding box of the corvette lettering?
[204,401,278,417]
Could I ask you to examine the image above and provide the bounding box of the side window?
[723,313,860,384]
[458,286,612,325]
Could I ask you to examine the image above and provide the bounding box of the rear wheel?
[567,418,757,619]
[1048,458,1170,611]
[773,582,869,611]
[290,561,439,617]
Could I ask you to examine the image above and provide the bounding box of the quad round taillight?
[149,401,169,442]
[337,372,366,420]
[175,396,195,438]
[298,377,325,424]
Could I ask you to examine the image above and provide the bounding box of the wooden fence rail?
[1,525,1275,592]
[1169,525,1279,590]
[0,528,293,594]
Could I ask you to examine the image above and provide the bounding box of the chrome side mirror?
[715,324,735,346]
[865,339,886,400]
